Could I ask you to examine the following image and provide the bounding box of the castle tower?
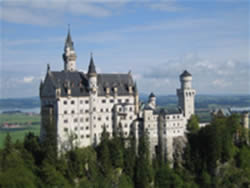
[88,54,97,92]
[88,54,98,145]
[242,111,249,129]
[148,92,156,109]
[62,28,77,71]
[177,70,196,119]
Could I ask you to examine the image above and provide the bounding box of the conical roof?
[149,92,156,98]
[180,70,192,77]
[64,29,74,51]
[88,55,97,75]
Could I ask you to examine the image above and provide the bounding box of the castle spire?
[63,26,77,72]
[64,25,74,51]
[88,53,97,76]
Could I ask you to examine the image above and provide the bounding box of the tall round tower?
[148,92,156,109]
[177,70,196,119]
[63,28,77,72]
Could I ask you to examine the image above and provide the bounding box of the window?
[173,116,175,119]
[64,119,68,123]
[106,116,109,121]
[126,99,129,103]
[106,108,109,112]
[119,107,122,112]
[85,100,89,104]
[93,107,96,111]
[74,127,77,131]
[100,109,103,112]
[86,126,89,130]
[64,101,67,105]
[125,124,128,128]
[102,99,106,103]
[85,110,89,113]
[72,110,75,114]
[64,110,67,114]
[80,126,84,130]
[81,135,84,139]
[130,107,133,112]
[86,118,89,122]
[64,128,68,132]
[74,118,77,123]
[98,117,102,121]
[130,116,133,120]
[80,109,83,113]
[80,118,83,122]
[80,100,83,104]
[86,134,90,138]
[71,100,74,104]
[110,99,114,103]
[118,99,122,103]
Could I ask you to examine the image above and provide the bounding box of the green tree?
[135,133,153,188]
[187,115,199,133]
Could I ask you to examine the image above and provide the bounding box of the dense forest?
[0,114,250,188]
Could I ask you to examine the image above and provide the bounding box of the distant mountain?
[0,95,249,110]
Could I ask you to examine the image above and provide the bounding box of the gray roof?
[64,30,74,51]
[41,71,136,97]
[149,92,155,98]
[88,56,96,75]
[180,70,192,77]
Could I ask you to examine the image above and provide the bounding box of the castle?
[40,30,196,161]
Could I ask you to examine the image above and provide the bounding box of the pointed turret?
[88,53,97,76]
[64,29,74,51]
[148,92,156,109]
[63,26,77,72]
[88,53,98,91]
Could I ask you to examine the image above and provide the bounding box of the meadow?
[0,113,40,148]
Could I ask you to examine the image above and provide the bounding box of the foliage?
[0,114,250,187]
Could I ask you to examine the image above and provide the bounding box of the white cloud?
[23,76,35,83]
[212,79,232,87]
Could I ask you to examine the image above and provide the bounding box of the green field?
[0,113,40,148]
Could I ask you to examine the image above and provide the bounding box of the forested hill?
[0,114,250,187]
[0,95,249,110]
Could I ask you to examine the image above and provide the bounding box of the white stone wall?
[54,94,136,151]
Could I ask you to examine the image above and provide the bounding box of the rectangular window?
[106,108,109,112]
[81,135,84,139]
[110,99,114,103]
[100,109,103,112]
[64,128,68,132]
[75,127,77,131]
[98,117,101,121]
[85,110,89,113]
[64,119,68,123]
[86,118,89,122]
[71,100,74,104]
[86,126,89,130]
[64,110,67,114]
[80,100,83,104]
[64,101,67,105]
[102,99,106,103]
[126,99,129,103]
[74,118,77,123]
[93,107,96,111]
[130,107,133,112]
[85,100,89,104]
[86,134,90,138]
[72,110,75,114]
[80,118,83,122]
[106,116,109,120]
[80,126,84,130]
[118,99,122,103]
[80,109,83,113]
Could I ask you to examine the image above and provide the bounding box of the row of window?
[63,98,132,105]
[64,108,112,114]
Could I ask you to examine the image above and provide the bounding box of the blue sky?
[0,0,249,98]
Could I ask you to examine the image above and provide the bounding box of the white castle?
[40,30,196,161]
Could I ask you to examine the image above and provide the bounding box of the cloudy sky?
[0,0,249,98]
